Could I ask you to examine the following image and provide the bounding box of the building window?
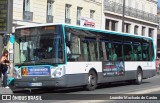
[142,26,145,36]
[128,0,132,7]
[46,0,54,23]
[47,0,53,15]
[149,28,154,38]
[150,6,153,14]
[77,7,82,25]
[23,0,30,11]
[134,25,138,35]
[90,10,95,19]
[124,23,130,33]
[65,4,71,24]
[105,19,118,31]
[142,4,145,11]
[119,0,122,4]
[23,0,33,21]
[135,1,138,9]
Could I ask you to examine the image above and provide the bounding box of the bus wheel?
[85,70,97,91]
[135,69,142,85]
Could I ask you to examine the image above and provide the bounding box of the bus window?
[123,41,132,61]
[112,41,123,61]
[149,40,154,61]
[133,42,142,61]
[67,35,81,61]
[142,43,149,61]
[71,35,81,54]
[82,38,97,61]
[99,39,111,61]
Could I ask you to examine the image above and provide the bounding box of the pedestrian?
[156,57,160,74]
[0,50,10,88]
[0,62,2,87]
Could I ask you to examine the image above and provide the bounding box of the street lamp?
[122,0,125,32]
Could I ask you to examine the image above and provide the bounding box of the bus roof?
[15,23,153,40]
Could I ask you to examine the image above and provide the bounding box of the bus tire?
[134,69,143,85]
[85,70,97,91]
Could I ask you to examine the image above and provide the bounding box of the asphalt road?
[1,75,160,103]
[13,74,160,94]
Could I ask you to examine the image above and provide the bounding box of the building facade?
[12,0,158,45]
[13,0,102,28]
[103,0,158,49]
[157,6,160,57]
[8,0,158,57]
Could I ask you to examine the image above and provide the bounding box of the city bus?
[13,23,156,91]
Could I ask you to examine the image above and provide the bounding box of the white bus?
[13,23,156,91]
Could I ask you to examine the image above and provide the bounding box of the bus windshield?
[14,25,64,65]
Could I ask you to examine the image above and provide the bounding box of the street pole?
[122,0,125,32]
[0,35,3,56]
[0,34,3,87]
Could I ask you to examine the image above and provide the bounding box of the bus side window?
[82,41,89,61]
[142,43,149,61]
[123,41,132,61]
[66,34,81,61]
[137,45,142,60]
[133,43,142,61]
[99,40,111,61]
[82,38,97,61]
[112,42,122,61]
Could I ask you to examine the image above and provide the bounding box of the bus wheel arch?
[85,68,98,91]
[135,66,143,85]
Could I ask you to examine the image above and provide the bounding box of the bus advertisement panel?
[102,61,125,77]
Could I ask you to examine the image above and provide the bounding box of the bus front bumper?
[14,75,67,88]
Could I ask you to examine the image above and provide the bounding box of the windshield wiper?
[15,61,36,68]
[36,62,58,66]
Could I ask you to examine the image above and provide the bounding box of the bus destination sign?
[0,0,13,34]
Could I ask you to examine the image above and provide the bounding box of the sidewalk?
[0,87,13,94]
[0,76,13,94]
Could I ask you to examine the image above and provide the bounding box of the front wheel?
[85,70,97,91]
[134,69,143,85]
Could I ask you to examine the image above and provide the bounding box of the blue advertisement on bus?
[102,61,125,77]
[27,66,50,76]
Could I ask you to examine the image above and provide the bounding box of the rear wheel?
[134,69,142,85]
[85,70,97,91]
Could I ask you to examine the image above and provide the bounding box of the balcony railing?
[23,11,33,21]
[46,15,54,23]
[65,18,71,24]
[104,0,157,23]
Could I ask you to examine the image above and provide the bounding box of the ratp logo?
[2,95,11,100]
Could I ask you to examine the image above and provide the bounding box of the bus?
[13,23,156,91]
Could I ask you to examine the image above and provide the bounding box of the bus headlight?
[13,68,22,79]
[51,66,65,78]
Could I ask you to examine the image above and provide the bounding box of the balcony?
[23,11,33,21]
[65,18,71,24]
[46,15,54,23]
[104,0,157,23]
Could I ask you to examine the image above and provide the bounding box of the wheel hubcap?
[138,72,142,82]
[88,74,95,86]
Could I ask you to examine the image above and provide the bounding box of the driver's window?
[71,35,81,54]
[66,33,81,61]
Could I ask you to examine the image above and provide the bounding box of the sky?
[159,0,160,7]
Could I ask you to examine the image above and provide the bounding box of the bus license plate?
[29,83,42,86]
